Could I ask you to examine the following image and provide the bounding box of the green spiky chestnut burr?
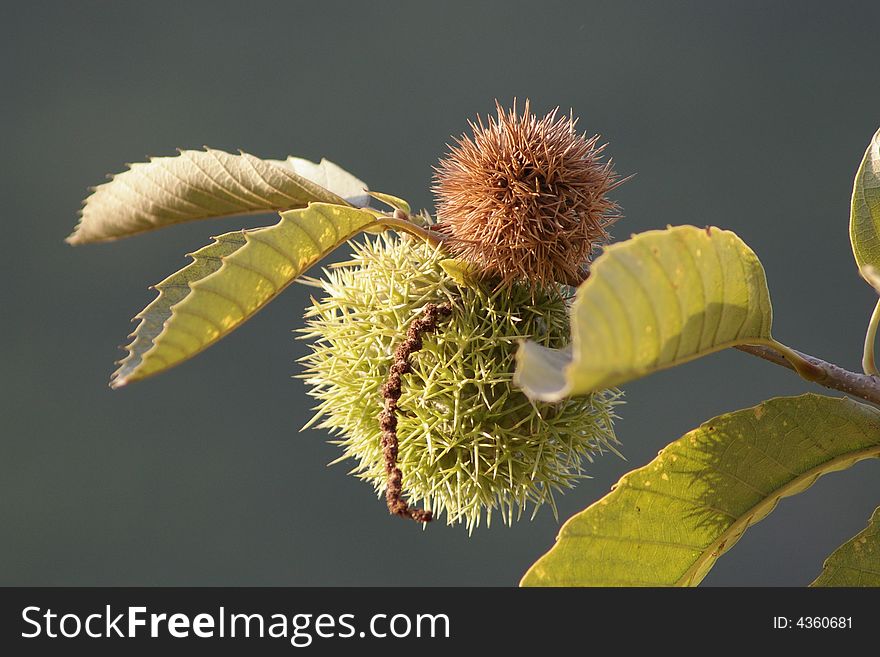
[299,233,621,530]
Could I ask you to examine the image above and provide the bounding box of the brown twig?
[735,344,880,407]
[379,302,452,523]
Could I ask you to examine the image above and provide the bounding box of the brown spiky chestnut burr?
[433,100,622,288]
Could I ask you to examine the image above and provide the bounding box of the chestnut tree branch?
[736,343,880,407]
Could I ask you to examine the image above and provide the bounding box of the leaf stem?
[863,298,880,376]
[761,338,825,382]
[736,342,880,407]
[372,212,448,247]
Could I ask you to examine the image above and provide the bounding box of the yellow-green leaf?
[111,203,378,387]
[850,127,880,271]
[521,394,880,587]
[811,506,880,587]
[515,225,773,401]
[68,149,368,244]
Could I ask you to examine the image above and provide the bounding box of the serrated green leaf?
[521,394,880,587]
[515,225,773,401]
[850,127,880,271]
[111,203,378,387]
[811,506,880,587]
[68,149,369,244]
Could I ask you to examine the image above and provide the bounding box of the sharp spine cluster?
[299,233,622,530]
[433,99,622,289]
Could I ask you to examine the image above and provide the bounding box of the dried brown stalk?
[379,302,452,523]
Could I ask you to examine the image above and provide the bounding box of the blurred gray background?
[3,1,880,586]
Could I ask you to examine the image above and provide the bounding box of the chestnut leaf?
[111,203,379,387]
[522,394,880,586]
[515,225,774,400]
[67,149,369,244]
